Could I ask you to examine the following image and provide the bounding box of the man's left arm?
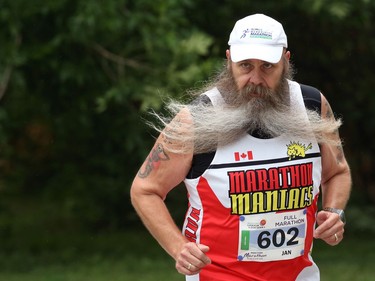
[314,94,352,246]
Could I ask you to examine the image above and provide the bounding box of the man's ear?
[226,49,231,69]
[226,49,231,60]
[284,50,291,61]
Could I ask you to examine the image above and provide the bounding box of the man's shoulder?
[190,87,222,106]
[299,83,321,100]
[299,83,322,114]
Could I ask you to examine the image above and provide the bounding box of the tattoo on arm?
[137,143,170,178]
[336,144,344,164]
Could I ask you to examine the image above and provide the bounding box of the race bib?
[237,209,307,262]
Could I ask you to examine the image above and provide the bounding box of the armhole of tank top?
[300,83,322,115]
[300,83,323,152]
[186,94,216,179]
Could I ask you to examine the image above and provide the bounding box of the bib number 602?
[258,227,299,249]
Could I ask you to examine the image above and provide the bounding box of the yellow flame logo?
[286,141,312,160]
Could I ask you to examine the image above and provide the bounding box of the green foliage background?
[0,0,374,238]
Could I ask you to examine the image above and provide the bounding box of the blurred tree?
[0,0,217,231]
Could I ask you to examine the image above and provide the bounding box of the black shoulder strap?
[300,83,322,114]
[190,94,212,106]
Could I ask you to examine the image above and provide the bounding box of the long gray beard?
[151,67,342,154]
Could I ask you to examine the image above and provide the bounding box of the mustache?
[237,83,284,109]
[241,84,273,98]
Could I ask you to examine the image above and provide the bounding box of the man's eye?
[263,63,273,69]
[240,63,251,68]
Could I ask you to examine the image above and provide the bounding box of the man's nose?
[248,69,264,86]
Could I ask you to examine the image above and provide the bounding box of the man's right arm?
[130,111,211,275]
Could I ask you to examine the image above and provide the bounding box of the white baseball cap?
[228,14,288,63]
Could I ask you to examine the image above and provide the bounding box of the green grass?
[0,229,374,281]
[314,231,375,281]
[0,228,183,281]
[0,256,182,281]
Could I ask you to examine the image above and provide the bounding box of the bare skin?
[313,95,351,245]
[130,50,351,275]
[131,110,211,275]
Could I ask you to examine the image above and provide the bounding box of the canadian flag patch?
[234,151,253,161]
